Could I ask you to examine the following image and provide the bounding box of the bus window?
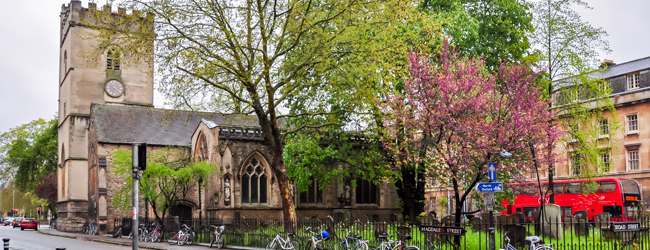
[620,180,640,194]
[561,206,572,216]
[566,182,581,194]
[553,183,564,194]
[516,207,522,213]
[582,181,599,194]
[603,206,622,218]
[523,207,538,218]
[599,181,617,193]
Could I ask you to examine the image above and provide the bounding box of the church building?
[57,1,400,233]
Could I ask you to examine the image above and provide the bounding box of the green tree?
[110,147,217,225]
[529,0,619,203]
[1,118,58,193]
[420,0,533,69]
[90,0,429,220]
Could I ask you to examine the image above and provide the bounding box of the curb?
[38,230,77,240]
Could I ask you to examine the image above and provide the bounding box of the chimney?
[604,59,616,67]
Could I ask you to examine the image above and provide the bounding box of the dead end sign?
[419,225,466,236]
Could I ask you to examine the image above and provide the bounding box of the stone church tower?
[57,0,153,224]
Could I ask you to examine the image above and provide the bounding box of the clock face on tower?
[105,79,124,97]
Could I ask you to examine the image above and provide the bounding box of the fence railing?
[110,216,650,250]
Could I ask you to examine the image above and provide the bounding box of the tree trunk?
[394,165,425,223]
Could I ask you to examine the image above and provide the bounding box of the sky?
[0,0,649,133]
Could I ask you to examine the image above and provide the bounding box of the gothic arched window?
[195,133,208,161]
[107,49,120,70]
[241,157,267,204]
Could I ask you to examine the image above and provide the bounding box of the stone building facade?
[56,1,400,233]
[424,57,650,217]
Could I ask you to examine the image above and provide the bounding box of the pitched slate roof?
[92,104,260,146]
[602,56,650,79]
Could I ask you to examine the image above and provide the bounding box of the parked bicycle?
[500,232,555,250]
[147,224,163,243]
[82,219,98,235]
[266,228,301,250]
[374,233,419,250]
[167,224,195,246]
[333,230,369,250]
[305,227,331,250]
[209,225,225,249]
[49,219,57,230]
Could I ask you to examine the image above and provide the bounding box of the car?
[12,217,23,228]
[20,218,37,231]
[2,218,12,226]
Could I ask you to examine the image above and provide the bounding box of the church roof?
[91,104,261,146]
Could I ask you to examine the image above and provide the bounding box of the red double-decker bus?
[500,177,643,221]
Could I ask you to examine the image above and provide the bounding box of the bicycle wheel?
[210,234,216,248]
[266,239,280,250]
[291,240,301,250]
[404,247,419,250]
[355,243,368,250]
[216,235,225,249]
[187,231,196,245]
[167,232,179,245]
[112,227,122,238]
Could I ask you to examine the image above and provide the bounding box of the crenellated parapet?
[60,0,153,46]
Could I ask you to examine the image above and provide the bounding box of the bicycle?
[112,225,124,238]
[333,230,369,250]
[209,225,225,249]
[500,232,554,250]
[49,219,57,230]
[305,227,331,250]
[138,223,150,242]
[374,233,419,250]
[147,224,163,242]
[266,229,301,250]
[167,224,195,245]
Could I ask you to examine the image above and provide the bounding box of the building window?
[63,51,67,72]
[628,150,640,171]
[570,154,581,176]
[107,49,120,70]
[300,177,323,204]
[355,179,378,204]
[195,133,208,161]
[599,151,611,173]
[241,157,267,204]
[569,123,580,140]
[627,114,638,132]
[627,73,639,90]
[599,119,609,136]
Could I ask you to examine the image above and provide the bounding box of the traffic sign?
[487,162,497,181]
[476,182,503,192]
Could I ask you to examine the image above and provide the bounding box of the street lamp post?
[488,150,512,250]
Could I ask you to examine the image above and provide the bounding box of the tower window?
[63,51,67,72]
[107,49,120,71]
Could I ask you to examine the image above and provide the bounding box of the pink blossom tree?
[380,46,563,240]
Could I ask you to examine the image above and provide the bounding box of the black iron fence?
[111,216,650,250]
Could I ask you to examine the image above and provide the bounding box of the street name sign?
[611,222,641,232]
[487,162,497,181]
[419,225,466,236]
[476,182,503,192]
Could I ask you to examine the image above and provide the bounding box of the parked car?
[12,217,23,228]
[2,218,12,226]
[20,218,37,231]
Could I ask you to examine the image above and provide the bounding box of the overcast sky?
[1,0,649,133]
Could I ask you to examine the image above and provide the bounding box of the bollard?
[3,238,9,250]
[55,247,66,250]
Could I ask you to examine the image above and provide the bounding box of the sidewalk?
[38,226,220,250]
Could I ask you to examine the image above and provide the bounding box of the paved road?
[0,224,130,250]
